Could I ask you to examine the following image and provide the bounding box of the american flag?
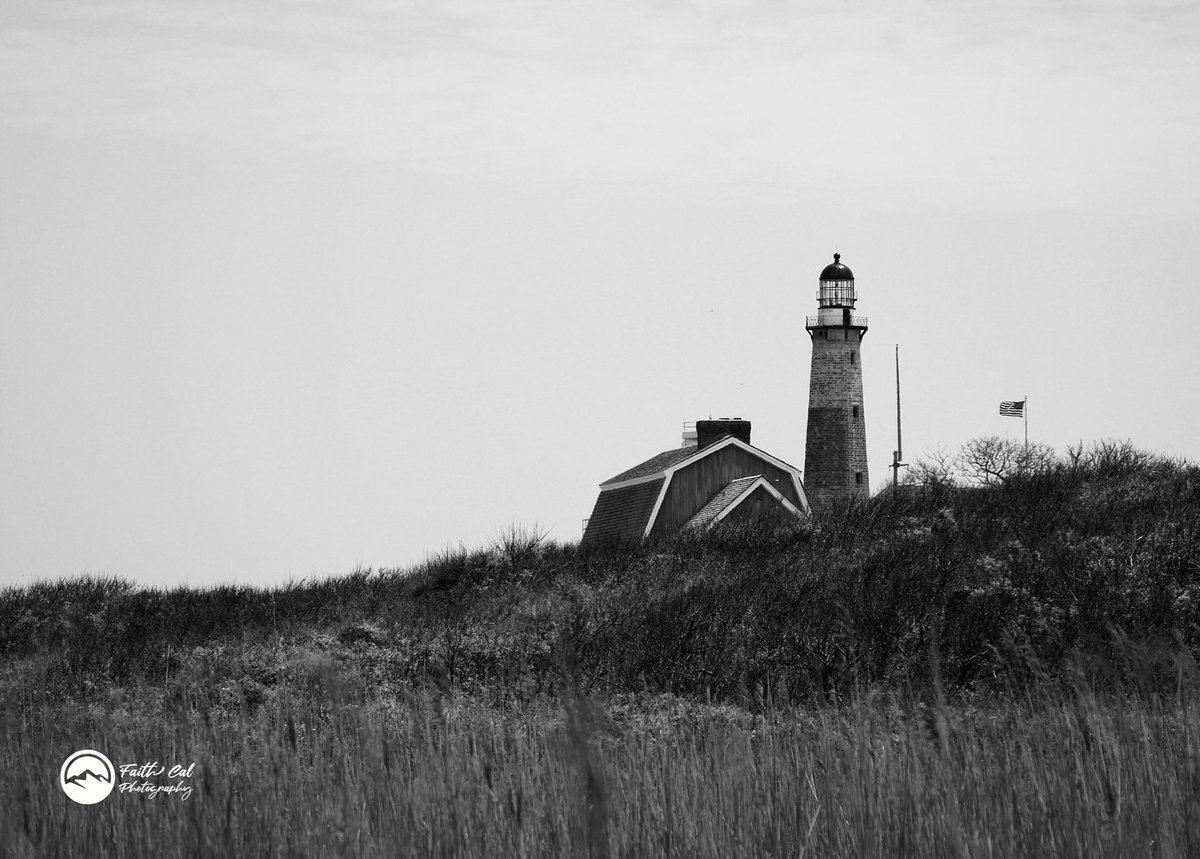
[1000,400,1025,417]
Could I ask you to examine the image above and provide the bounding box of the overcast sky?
[3,0,1199,588]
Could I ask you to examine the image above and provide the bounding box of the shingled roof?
[602,447,696,485]
[581,478,665,542]
[684,476,762,529]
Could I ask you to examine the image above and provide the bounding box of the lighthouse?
[803,253,869,507]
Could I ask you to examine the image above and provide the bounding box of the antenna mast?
[891,344,906,488]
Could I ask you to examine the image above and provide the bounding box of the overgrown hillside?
[3,440,1198,706]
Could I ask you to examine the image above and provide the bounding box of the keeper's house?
[581,419,809,544]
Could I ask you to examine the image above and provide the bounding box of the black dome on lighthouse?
[819,253,854,282]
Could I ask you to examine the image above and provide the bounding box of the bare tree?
[905,446,958,487]
[1016,440,1058,474]
[1066,439,1152,475]
[955,435,1057,485]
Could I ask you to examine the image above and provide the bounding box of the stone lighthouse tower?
[804,253,869,506]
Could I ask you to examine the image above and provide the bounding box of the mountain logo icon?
[60,750,116,804]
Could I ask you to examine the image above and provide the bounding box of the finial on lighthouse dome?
[819,252,854,282]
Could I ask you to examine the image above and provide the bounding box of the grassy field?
[4,441,1200,856]
[6,676,1200,857]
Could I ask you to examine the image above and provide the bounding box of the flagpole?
[1024,395,1028,450]
[892,344,904,489]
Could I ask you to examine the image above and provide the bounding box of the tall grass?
[5,681,1200,857]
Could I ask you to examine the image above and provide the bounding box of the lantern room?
[817,253,857,308]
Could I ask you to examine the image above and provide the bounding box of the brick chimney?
[696,418,751,449]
